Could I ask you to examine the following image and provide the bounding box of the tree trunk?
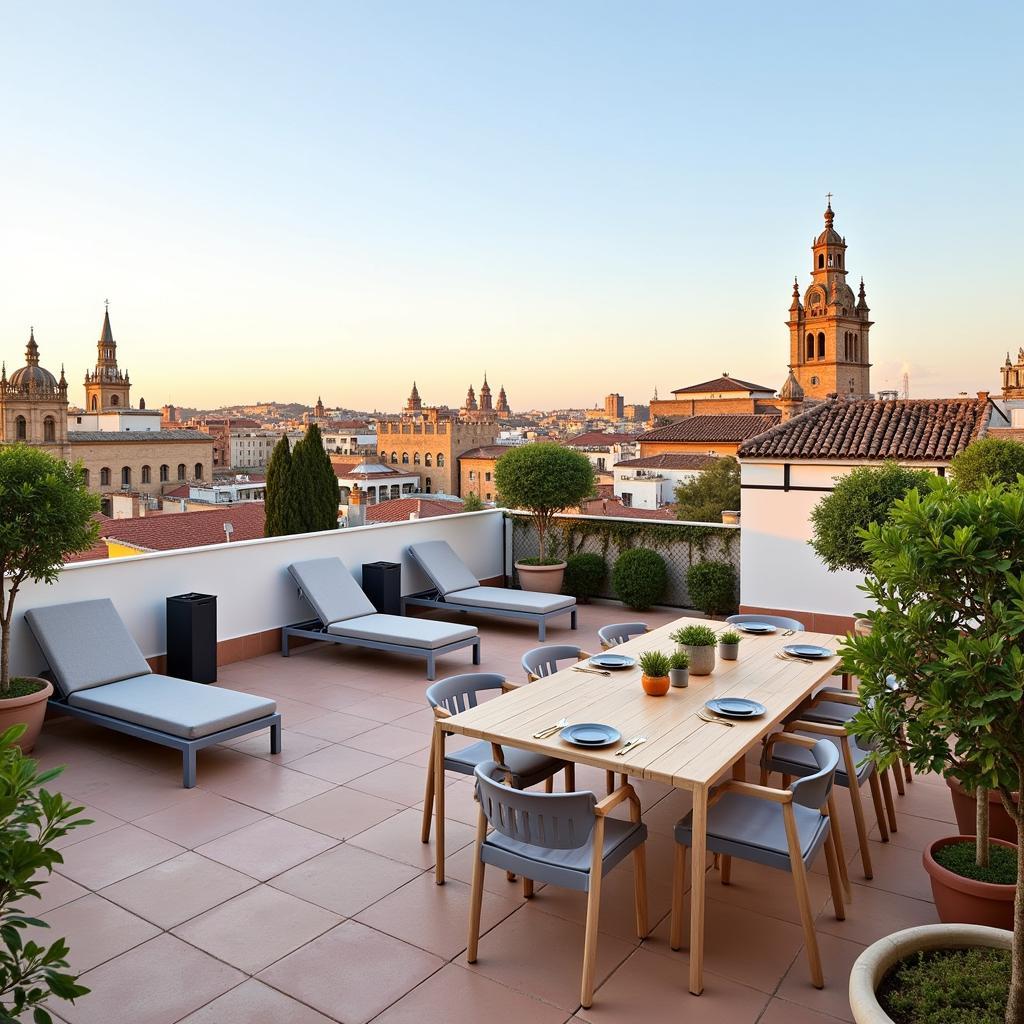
[978,786,991,869]
[1005,771,1024,1023]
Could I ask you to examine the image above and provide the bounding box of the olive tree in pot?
[495,443,595,593]
[0,446,99,751]
[842,477,1024,1022]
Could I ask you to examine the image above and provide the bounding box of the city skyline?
[2,3,1021,409]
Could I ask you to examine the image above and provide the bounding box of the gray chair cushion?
[67,675,277,740]
[327,613,476,650]
[289,558,376,625]
[408,540,480,596]
[446,740,563,788]
[675,793,829,872]
[768,731,874,786]
[25,599,153,696]
[446,587,576,614]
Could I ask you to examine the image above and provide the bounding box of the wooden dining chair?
[725,613,806,631]
[597,621,649,650]
[468,761,648,1009]
[670,735,846,989]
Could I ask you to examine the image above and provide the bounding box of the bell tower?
[787,199,873,401]
[84,303,131,411]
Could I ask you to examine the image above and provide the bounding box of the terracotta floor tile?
[177,979,338,1023]
[58,763,196,821]
[775,930,867,1022]
[576,946,769,1023]
[59,934,244,1024]
[57,824,184,889]
[291,710,381,742]
[269,843,421,916]
[356,873,522,959]
[100,851,257,928]
[373,963,569,1024]
[413,775,481,826]
[457,902,635,1012]
[38,894,160,972]
[227,727,331,764]
[31,871,89,914]
[343,694,422,723]
[258,920,444,1023]
[852,839,936,902]
[196,756,337,813]
[815,883,938,947]
[892,780,957,823]
[174,885,341,973]
[348,806,477,869]
[342,723,431,759]
[287,742,391,784]
[51,803,124,850]
[279,785,405,840]
[132,790,266,847]
[758,996,850,1023]
[869,809,952,852]
[196,816,338,880]
[691,858,833,926]
[351,760,442,806]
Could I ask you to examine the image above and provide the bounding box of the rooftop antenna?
[223,521,234,543]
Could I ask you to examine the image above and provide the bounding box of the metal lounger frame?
[402,589,578,641]
[48,698,281,789]
[281,618,481,681]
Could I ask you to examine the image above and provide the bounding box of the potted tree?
[843,477,1024,1022]
[495,443,595,592]
[670,624,717,676]
[0,446,99,751]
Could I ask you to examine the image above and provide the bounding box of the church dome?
[815,202,844,246]
[9,331,58,390]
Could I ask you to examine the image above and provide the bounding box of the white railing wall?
[8,509,506,679]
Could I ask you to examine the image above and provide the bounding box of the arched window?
[194,463,203,480]
[837,253,843,268]
[379,451,386,460]
[100,467,111,486]
[390,451,398,464]
[413,452,421,465]
[437,453,445,468]
[424,453,432,466]
[827,254,834,268]
[817,332,825,358]
[401,452,409,464]
[424,477,432,493]
[805,333,814,359]
[43,417,56,442]
[81,468,90,487]
[111,395,119,407]
[15,416,26,440]
[160,464,169,482]
[90,396,98,411]
[141,465,151,484]
[818,254,825,269]
[121,466,131,488]
[177,464,186,481]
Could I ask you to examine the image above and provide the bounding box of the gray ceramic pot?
[683,644,715,676]
[718,641,739,661]
[669,668,689,688]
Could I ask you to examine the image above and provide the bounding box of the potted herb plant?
[638,650,671,696]
[718,628,741,661]
[670,624,717,676]
[843,477,1024,1022]
[495,443,595,593]
[668,650,689,688]
[0,446,99,751]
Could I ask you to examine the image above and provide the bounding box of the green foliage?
[562,553,606,600]
[638,650,670,677]
[674,456,740,523]
[686,560,737,616]
[950,437,1024,492]
[877,947,1010,1024]
[934,839,1017,885]
[495,444,595,563]
[718,629,742,645]
[0,445,100,693]
[290,424,340,533]
[668,650,690,670]
[263,434,294,538]
[461,492,485,512]
[809,461,934,574]
[0,725,91,1021]
[611,548,667,610]
[671,624,717,647]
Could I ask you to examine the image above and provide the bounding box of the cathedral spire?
[26,328,39,365]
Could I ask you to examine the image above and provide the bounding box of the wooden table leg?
[688,786,708,996]
[433,723,446,885]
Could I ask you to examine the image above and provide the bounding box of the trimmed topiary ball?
[562,553,607,602]
[686,560,737,617]
[611,548,667,610]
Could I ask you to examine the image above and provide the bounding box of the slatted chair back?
[521,644,585,680]
[788,739,839,810]
[597,622,648,648]
[425,673,506,716]
[726,613,806,631]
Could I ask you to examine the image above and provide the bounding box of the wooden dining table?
[432,615,843,996]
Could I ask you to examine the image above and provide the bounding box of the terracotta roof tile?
[101,503,266,552]
[365,498,465,523]
[564,432,640,447]
[458,445,513,460]
[580,498,678,520]
[670,375,775,395]
[638,414,779,443]
[614,453,718,471]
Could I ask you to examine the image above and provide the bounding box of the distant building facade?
[649,374,779,422]
[604,393,624,419]
[0,330,70,456]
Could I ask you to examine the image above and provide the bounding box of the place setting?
[573,651,638,676]
[697,696,766,728]
[775,643,834,664]
[531,717,648,756]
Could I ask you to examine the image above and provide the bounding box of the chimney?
[977,390,991,403]
[347,483,365,528]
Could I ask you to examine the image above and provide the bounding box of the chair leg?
[523,876,534,899]
[270,719,282,755]
[892,761,906,796]
[466,809,488,963]
[580,873,603,1008]
[433,726,447,884]
[564,763,576,791]
[881,769,898,833]
[823,830,846,921]
[421,731,436,844]
[827,793,852,902]
[605,770,615,795]
[720,854,732,885]
[544,776,554,793]
[759,763,769,786]
[670,842,687,950]
[868,771,890,843]
[784,806,824,989]
[632,843,649,938]
[841,742,874,879]
[781,773,792,788]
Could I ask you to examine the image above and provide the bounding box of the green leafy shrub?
[668,650,690,670]
[638,650,670,676]
[461,492,485,512]
[718,629,742,645]
[611,548,667,610]
[950,437,1024,491]
[674,456,740,523]
[671,624,717,647]
[562,553,606,601]
[686,560,737,616]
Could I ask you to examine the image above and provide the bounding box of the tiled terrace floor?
[30,602,945,1024]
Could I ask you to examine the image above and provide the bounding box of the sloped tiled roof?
[581,498,678,520]
[564,432,639,447]
[101,503,266,552]
[67,429,214,443]
[365,498,466,523]
[671,374,775,395]
[458,445,512,460]
[614,453,718,471]
[738,398,990,462]
[638,414,779,444]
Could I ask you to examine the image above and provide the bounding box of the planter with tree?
[611,548,667,610]
[843,477,1024,1022]
[670,623,717,676]
[0,446,99,751]
[686,560,737,618]
[495,443,595,593]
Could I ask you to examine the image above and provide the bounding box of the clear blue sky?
[1,2,1020,410]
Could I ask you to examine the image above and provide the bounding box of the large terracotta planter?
[515,561,566,594]
[922,835,1016,929]
[946,777,1019,844]
[849,923,1012,1024]
[0,678,53,753]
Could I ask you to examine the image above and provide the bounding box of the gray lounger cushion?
[408,540,480,596]
[67,674,277,740]
[327,614,476,650]
[446,586,576,614]
[289,558,376,624]
[26,598,153,696]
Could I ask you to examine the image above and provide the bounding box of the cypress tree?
[291,424,339,532]
[264,434,293,537]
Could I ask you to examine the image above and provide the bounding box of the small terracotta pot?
[683,644,715,676]
[946,777,1019,844]
[0,678,53,753]
[641,674,670,696]
[922,835,1016,929]
[515,561,566,594]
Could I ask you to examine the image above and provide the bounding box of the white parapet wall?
[8,509,506,678]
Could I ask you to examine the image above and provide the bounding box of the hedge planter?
[947,777,1019,844]
[0,678,53,753]
[923,836,1016,930]
[515,561,566,594]
[849,923,1012,1024]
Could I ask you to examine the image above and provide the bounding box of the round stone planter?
[718,641,739,661]
[849,923,1012,1024]
[515,561,566,594]
[0,678,53,753]
[682,644,715,676]
[923,835,1016,929]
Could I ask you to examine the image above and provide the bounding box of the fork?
[532,717,568,739]
[775,652,814,664]
[572,666,611,677]
[696,711,734,728]
[781,629,796,636]
[615,735,647,757]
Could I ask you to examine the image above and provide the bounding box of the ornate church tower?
[787,201,873,401]
[479,375,493,413]
[84,305,131,411]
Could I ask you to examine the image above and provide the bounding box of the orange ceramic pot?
[641,674,670,696]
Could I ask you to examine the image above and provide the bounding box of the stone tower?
[787,201,873,401]
[84,305,131,411]
[479,375,493,413]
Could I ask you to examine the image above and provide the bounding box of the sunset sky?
[2,3,1020,411]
